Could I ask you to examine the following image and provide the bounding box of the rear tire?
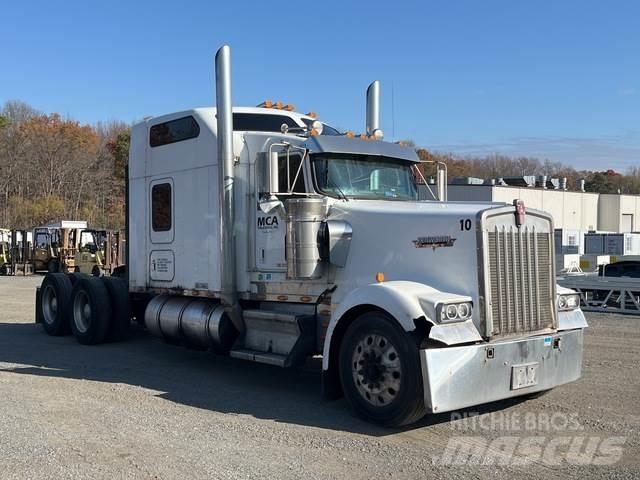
[68,272,90,286]
[47,259,60,273]
[70,277,112,345]
[40,273,73,336]
[102,276,130,341]
[339,311,426,427]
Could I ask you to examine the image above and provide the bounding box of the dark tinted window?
[152,183,172,231]
[233,113,299,132]
[150,116,200,147]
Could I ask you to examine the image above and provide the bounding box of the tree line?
[416,149,640,194]
[0,101,129,230]
[0,99,638,230]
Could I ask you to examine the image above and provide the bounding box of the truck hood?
[326,199,508,317]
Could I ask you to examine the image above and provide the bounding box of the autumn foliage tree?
[0,101,128,229]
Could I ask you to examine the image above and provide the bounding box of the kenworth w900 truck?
[36,45,586,426]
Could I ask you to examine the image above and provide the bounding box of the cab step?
[229,349,288,367]
[233,308,316,367]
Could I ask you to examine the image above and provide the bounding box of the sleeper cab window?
[149,116,200,147]
[152,183,172,232]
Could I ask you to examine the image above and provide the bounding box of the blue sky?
[2,0,638,170]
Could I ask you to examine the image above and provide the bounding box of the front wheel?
[339,311,426,427]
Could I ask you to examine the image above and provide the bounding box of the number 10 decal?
[460,219,472,231]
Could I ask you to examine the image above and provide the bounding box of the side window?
[278,154,306,193]
[150,116,200,148]
[152,183,172,231]
[233,113,299,132]
[35,232,49,249]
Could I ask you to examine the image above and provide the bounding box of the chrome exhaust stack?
[215,45,237,309]
[366,80,382,138]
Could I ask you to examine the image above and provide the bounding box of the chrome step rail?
[230,309,316,367]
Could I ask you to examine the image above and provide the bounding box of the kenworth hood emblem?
[413,235,457,250]
[514,200,526,228]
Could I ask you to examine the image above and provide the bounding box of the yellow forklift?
[74,229,125,276]
[31,221,87,273]
[0,228,10,275]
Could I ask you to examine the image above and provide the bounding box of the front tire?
[339,311,426,427]
[70,277,112,345]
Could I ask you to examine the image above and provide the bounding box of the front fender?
[322,281,483,370]
[556,284,588,330]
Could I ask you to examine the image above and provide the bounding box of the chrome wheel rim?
[351,333,402,406]
[42,285,58,326]
[73,290,91,333]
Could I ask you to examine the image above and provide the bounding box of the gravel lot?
[0,275,638,479]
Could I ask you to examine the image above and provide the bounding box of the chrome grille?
[486,226,554,337]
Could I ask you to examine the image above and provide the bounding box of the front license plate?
[511,362,539,390]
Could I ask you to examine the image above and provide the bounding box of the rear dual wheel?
[70,277,112,345]
[40,273,73,335]
[40,273,130,345]
[70,276,130,345]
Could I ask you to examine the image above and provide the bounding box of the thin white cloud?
[428,131,640,171]
[618,87,637,96]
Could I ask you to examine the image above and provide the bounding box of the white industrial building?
[435,179,639,233]
[598,194,640,232]
[446,184,599,230]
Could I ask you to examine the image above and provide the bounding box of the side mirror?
[256,152,280,194]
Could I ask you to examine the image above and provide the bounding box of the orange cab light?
[284,104,295,111]
[375,272,385,283]
[258,100,273,108]
[306,111,318,119]
[345,131,354,138]
[274,101,284,110]
[309,128,319,136]
[359,134,367,140]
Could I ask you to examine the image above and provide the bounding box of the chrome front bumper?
[420,328,584,413]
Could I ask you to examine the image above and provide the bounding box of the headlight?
[438,301,473,323]
[557,293,580,311]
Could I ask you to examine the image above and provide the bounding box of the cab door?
[255,152,308,272]
[148,178,175,283]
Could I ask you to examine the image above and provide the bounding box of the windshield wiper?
[326,167,349,201]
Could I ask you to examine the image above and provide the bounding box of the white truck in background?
[36,45,586,426]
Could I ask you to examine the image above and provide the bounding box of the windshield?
[312,154,418,200]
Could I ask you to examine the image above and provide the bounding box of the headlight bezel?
[437,301,473,324]
[557,293,580,312]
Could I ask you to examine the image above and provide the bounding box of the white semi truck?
[36,45,586,426]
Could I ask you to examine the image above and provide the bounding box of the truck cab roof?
[140,106,341,136]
